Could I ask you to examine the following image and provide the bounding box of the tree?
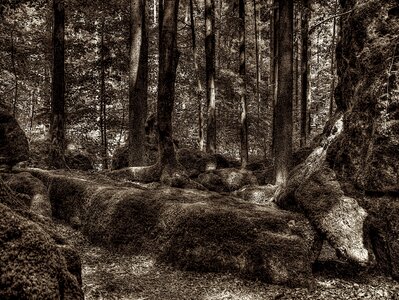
[157,0,180,173]
[205,0,216,154]
[329,0,338,118]
[49,0,66,168]
[128,0,148,166]
[239,0,248,167]
[99,8,109,169]
[300,0,310,147]
[189,0,205,151]
[273,0,293,185]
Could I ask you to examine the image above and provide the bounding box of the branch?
[309,10,354,34]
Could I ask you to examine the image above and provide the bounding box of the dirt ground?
[56,222,399,300]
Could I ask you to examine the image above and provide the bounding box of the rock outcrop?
[328,0,399,193]
[0,107,29,168]
[28,169,321,287]
[0,178,84,299]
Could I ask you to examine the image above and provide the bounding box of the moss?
[31,170,320,287]
[0,203,83,299]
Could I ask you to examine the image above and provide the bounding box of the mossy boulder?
[28,170,321,287]
[0,203,83,299]
[2,172,52,218]
[328,0,399,193]
[0,107,29,168]
[234,184,278,204]
[197,168,258,193]
[176,148,216,177]
[295,167,370,265]
[65,148,94,171]
[362,196,399,280]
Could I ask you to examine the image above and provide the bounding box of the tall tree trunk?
[50,0,66,169]
[190,0,205,151]
[30,89,35,134]
[99,16,109,170]
[300,0,309,148]
[294,3,300,141]
[253,0,261,129]
[128,0,148,166]
[270,0,278,157]
[239,0,248,168]
[158,0,180,169]
[273,0,293,185]
[205,0,216,154]
[329,0,338,118]
[10,29,18,117]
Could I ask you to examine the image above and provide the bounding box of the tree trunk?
[50,0,66,169]
[239,0,248,168]
[270,0,278,157]
[253,0,260,129]
[273,0,293,185]
[158,0,180,169]
[205,0,216,154]
[300,0,309,148]
[10,29,18,117]
[128,0,149,166]
[189,0,205,151]
[329,0,338,118]
[99,16,109,170]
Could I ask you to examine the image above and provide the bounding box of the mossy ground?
[57,222,399,300]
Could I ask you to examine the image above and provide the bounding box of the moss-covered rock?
[27,170,321,287]
[0,203,83,299]
[3,172,52,218]
[176,148,216,177]
[328,0,399,193]
[362,196,399,280]
[234,184,278,204]
[0,107,29,168]
[197,168,258,193]
[295,167,370,265]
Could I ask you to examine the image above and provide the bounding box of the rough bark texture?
[50,0,66,169]
[328,0,399,193]
[157,0,180,171]
[128,0,148,167]
[205,0,217,154]
[239,0,248,168]
[273,0,293,185]
[25,169,321,287]
[300,0,310,147]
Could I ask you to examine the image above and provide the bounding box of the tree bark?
[329,0,338,118]
[158,0,180,169]
[300,0,310,148]
[270,0,278,157]
[239,0,248,168]
[10,29,18,117]
[253,0,261,129]
[128,0,149,166]
[99,16,109,170]
[50,0,66,169]
[273,0,293,185]
[189,0,205,151]
[205,0,216,154]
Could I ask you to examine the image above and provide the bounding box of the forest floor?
[57,222,399,300]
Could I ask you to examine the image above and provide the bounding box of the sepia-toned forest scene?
[1,0,399,299]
